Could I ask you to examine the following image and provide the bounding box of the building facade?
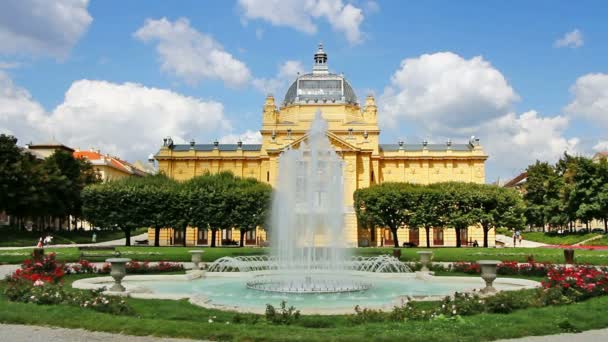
[74,149,148,181]
[154,45,490,247]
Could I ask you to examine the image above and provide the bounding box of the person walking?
[92,232,97,243]
[518,233,523,246]
[513,231,517,247]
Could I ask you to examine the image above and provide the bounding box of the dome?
[282,44,358,106]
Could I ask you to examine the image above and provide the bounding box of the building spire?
[312,43,329,75]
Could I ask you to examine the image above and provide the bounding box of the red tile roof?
[74,150,138,175]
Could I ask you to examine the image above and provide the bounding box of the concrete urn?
[106,258,131,292]
[478,260,501,294]
[417,251,433,272]
[189,250,205,270]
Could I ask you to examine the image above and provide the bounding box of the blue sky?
[1,0,607,182]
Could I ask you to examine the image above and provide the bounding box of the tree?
[354,183,416,248]
[523,161,562,232]
[230,179,272,247]
[185,172,241,247]
[82,179,148,246]
[437,182,480,248]
[567,156,601,229]
[597,159,608,233]
[410,186,447,248]
[475,184,525,247]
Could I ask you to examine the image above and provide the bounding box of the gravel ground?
[495,328,608,342]
[0,324,205,342]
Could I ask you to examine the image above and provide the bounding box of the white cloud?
[479,111,579,179]
[0,0,92,58]
[238,0,365,44]
[0,72,233,161]
[253,60,304,96]
[379,52,519,133]
[554,29,584,48]
[134,17,252,87]
[594,141,608,152]
[565,73,608,126]
[0,71,48,142]
[220,130,262,144]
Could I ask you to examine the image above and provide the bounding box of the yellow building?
[154,45,490,247]
[74,149,147,181]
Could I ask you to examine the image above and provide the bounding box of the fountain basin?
[73,271,539,315]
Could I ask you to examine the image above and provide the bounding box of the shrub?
[542,266,608,301]
[350,305,387,324]
[66,260,184,275]
[265,301,300,325]
[9,252,65,284]
[4,281,132,315]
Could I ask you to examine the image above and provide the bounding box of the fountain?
[247,109,367,293]
[73,110,540,314]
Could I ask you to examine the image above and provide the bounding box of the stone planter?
[417,251,433,272]
[478,260,500,294]
[392,248,402,260]
[32,248,44,260]
[106,258,131,292]
[564,249,575,264]
[189,250,205,270]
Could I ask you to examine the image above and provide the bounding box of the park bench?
[135,239,148,246]
[78,246,121,261]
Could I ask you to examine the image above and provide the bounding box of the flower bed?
[350,265,608,324]
[450,261,553,277]
[4,253,132,315]
[66,259,184,275]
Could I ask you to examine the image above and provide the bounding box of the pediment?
[268,131,360,154]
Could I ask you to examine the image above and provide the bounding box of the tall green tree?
[354,183,416,247]
[523,161,562,232]
[229,179,272,247]
[410,186,447,248]
[436,182,481,248]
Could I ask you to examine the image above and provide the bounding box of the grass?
[0,227,148,247]
[2,246,608,265]
[1,273,608,341]
[585,236,608,246]
[498,229,603,245]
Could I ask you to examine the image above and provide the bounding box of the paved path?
[496,234,547,248]
[0,233,148,251]
[495,328,608,341]
[1,323,607,342]
[0,323,205,342]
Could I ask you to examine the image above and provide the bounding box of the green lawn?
[1,246,606,265]
[585,236,608,246]
[0,228,147,247]
[499,229,604,245]
[2,274,608,341]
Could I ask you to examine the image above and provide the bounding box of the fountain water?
[246,110,368,293]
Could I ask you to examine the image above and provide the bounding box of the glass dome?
[282,44,357,106]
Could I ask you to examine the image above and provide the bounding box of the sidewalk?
[496,234,547,248]
[495,328,608,341]
[0,233,148,251]
[0,323,205,342]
